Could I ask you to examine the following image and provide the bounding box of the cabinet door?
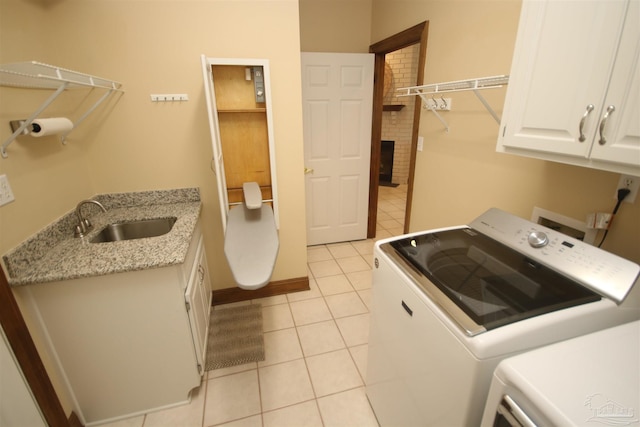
[199,243,212,323]
[589,0,640,167]
[200,55,230,232]
[499,0,628,157]
[185,238,212,375]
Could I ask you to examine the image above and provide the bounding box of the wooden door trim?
[368,21,429,237]
[0,268,73,426]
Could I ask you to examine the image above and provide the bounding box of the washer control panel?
[470,208,640,304]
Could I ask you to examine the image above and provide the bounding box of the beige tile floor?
[100,185,407,427]
[375,183,408,238]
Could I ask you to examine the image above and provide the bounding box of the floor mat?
[205,304,265,371]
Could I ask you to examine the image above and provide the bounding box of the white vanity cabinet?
[15,220,212,426]
[498,0,640,175]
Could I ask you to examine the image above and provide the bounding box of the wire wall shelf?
[398,75,509,131]
[0,61,123,158]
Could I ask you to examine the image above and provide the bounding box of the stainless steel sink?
[90,217,177,243]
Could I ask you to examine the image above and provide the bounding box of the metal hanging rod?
[1,61,123,158]
[397,75,509,131]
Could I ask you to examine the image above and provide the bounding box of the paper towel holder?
[9,120,30,136]
[0,61,124,158]
[10,118,72,138]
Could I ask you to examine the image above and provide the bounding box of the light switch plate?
[0,174,15,206]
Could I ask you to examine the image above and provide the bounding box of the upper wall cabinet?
[497,0,640,176]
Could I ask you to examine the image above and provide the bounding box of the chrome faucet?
[74,199,107,238]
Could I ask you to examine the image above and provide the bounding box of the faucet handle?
[74,199,106,238]
[74,219,93,238]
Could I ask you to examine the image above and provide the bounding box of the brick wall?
[381,44,419,185]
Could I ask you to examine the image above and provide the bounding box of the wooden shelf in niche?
[218,108,267,113]
[383,105,405,111]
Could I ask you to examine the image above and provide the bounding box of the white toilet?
[224,182,279,290]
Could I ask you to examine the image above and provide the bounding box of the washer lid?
[383,227,601,335]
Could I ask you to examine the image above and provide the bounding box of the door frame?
[367,22,429,238]
[0,267,73,426]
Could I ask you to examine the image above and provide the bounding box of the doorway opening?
[367,22,429,238]
[379,140,395,184]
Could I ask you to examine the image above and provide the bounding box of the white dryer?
[481,320,639,426]
[366,208,640,426]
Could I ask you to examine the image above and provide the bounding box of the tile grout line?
[204,185,405,426]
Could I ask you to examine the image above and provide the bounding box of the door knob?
[304,167,314,174]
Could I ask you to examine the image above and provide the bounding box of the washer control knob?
[528,231,549,248]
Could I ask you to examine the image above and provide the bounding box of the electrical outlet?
[0,174,15,206]
[616,174,639,203]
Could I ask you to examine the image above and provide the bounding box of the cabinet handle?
[598,105,615,145]
[401,300,413,316]
[578,104,594,142]
[198,265,205,284]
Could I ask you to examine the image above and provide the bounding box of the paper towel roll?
[30,118,73,138]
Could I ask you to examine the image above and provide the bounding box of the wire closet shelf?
[0,61,123,158]
[397,75,509,131]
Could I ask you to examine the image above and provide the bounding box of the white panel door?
[302,52,374,246]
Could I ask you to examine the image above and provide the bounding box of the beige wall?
[1,0,306,416]
[299,0,372,53]
[0,0,308,290]
[370,0,639,263]
[0,1,94,252]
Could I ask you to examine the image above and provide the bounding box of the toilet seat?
[224,204,279,290]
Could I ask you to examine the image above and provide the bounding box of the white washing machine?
[480,320,639,427]
[366,208,640,427]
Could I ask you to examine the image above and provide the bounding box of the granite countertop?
[2,188,202,286]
